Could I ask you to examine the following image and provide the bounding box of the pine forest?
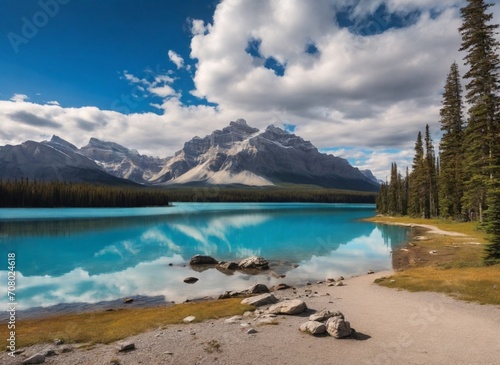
[377,0,500,264]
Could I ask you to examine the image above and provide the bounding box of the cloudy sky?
[1,0,499,180]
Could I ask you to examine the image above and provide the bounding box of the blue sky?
[0,0,499,179]
[0,0,217,111]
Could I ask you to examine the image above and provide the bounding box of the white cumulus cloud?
[10,93,29,103]
[168,50,184,69]
[1,0,498,180]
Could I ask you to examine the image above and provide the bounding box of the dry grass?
[375,266,500,305]
[2,298,253,348]
[367,216,500,305]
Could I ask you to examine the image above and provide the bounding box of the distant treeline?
[0,179,376,207]
[163,187,376,204]
[0,179,170,208]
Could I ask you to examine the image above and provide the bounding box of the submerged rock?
[189,255,218,265]
[183,277,199,284]
[238,256,269,270]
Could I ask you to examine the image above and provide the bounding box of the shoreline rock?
[299,321,327,335]
[241,293,278,307]
[267,299,307,315]
[189,255,219,266]
[238,256,270,270]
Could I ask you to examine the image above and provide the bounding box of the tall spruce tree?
[424,125,439,218]
[403,167,409,216]
[459,0,500,223]
[439,62,465,219]
[408,132,425,217]
[388,163,399,215]
[484,185,500,265]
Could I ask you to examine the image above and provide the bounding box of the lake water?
[0,203,408,316]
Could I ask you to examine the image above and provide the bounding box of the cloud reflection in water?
[0,203,408,312]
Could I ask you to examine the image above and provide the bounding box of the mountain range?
[0,119,380,192]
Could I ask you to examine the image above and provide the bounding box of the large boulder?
[267,299,307,315]
[309,309,341,322]
[241,293,278,307]
[325,314,352,339]
[238,256,269,270]
[299,321,327,335]
[247,284,270,294]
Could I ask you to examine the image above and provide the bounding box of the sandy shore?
[4,222,499,365]
[3,270,499,365]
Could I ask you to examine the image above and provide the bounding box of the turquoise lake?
[0,203,408,315]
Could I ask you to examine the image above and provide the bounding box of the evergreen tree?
[388,163,399,214]
[402,167,409,216]
[408,132,425,217]
[439,62,465,219]
[484,186,500,265]
[376,181,389,214]
[459,0,500,223]
[424,125,439,218]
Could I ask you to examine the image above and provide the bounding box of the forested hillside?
[0,179,170,208]
[377,0,500,264]
[0,179,375,207]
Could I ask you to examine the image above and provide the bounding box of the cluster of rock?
[189,255,270,271]
[184,255,271,285]
[238,293,309,328]
[299,309,352,338]
[236,284,353,340]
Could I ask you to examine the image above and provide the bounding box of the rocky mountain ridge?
[151,119,379,191]
[0,120,379,191]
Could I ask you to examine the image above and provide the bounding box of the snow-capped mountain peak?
[151,119,379,191]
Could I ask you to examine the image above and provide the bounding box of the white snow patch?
[207,170,273,186]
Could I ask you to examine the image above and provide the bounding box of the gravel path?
[3,271,499,365]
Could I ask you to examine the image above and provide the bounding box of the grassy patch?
[3,298,253,349]
[376,266,500,305]
[367,216,500,305]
